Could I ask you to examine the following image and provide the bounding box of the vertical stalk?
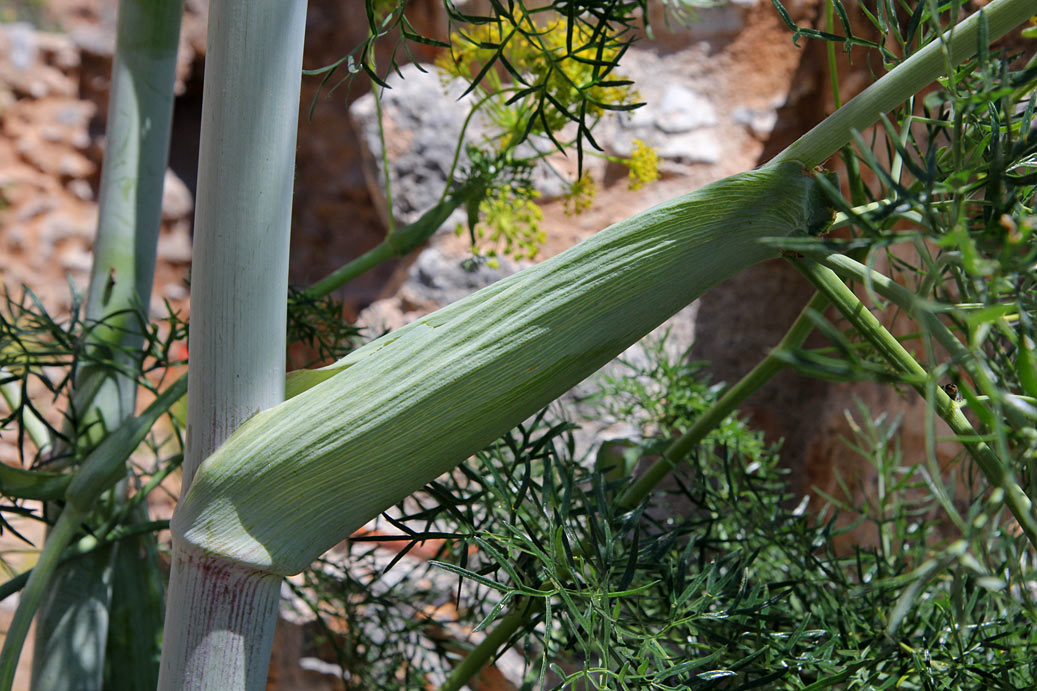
[157,1,307,688]
[32,2,183,690]
[72,0,184,438]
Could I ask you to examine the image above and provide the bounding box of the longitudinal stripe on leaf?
[173,162,834,575]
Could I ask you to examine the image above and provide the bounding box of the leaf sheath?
[173,162,834,575]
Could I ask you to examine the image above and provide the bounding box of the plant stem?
[174,1,303,492]
[779,237,1035,436]
[438,606,534,691]
[304,239,395,300]
[772,0,1035,169]
[372,73,396,237]
[790,257,1037,548]
[786,246,999,398]
[302,187,472,300]
[160,549,283,691]
[31,2,184,688]
[73,0,184,435]
[619,290,829,509]
[824,0,866,205]
[0,507,82,691]
[156,0,307,687]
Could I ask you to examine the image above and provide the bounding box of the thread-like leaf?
[173,162,834,575]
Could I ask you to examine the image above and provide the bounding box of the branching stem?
[791,257,1037,548]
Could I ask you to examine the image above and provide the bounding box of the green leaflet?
[173,162,834,575]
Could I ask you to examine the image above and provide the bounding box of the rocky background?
[0,0,995,688]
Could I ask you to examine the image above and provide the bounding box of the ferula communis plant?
[173,162,835,575]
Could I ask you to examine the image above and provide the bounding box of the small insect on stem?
[942,383,962,402]
[102,267,117,303]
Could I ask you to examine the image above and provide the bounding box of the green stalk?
[619,290,830,509]
[773,237,1034,435]
[372,72,396,237]
[0,509,83,691]
[71,0,184,437]
[156,0,307,688]
[825,0,866,205]
[304,242,395,300]
[30,3,184,689]
[772,0,1034,169]
[303,187,474,300]
[438,606,534,691]
[791,257,1037,548]
[776,244,995,388]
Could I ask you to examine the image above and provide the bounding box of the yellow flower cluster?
[435,13,657,255]
[627,139,660,190]
[460,186,547,263]
[436,14,637,148]
[563,175,597,216]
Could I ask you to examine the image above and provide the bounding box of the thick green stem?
[157,0,307,688]
[304,242,395,300]
[782,245,997,395]
[372,73,396,237]
[73,0,184,434]
[438,606,536,691]
[772,0,1034,169]
[791,257,1037,548]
